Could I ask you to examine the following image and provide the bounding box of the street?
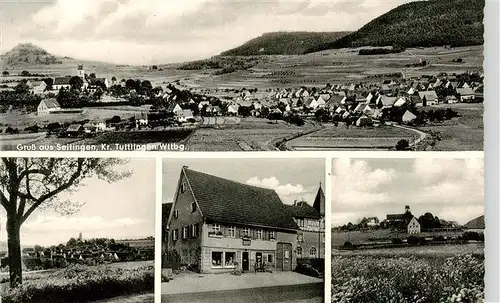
[161,282,324,303]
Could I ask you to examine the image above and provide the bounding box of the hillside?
[1,43,63,66]
[464,215,485,229]
[220,31,350,56]
[304,0,484,53]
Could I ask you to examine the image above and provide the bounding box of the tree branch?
[20,159,85,224]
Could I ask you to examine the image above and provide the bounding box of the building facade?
[166,167,300,273]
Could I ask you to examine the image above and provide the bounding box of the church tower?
[77,64,84,78]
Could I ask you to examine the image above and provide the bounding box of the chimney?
[293,200,297,206]
[405,205,410,212]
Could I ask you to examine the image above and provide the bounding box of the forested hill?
[220,31,350,56]
[304,0,484,53]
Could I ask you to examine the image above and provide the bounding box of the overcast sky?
[0,158,155,247]
[1,0,416,64]
[331,158,484,227]
[163,158,324,207]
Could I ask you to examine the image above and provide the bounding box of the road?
[392,124,428,147]
[161,282,324,303]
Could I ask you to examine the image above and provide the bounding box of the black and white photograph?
[0,0,484,152]
[0,157,155,303]
[161,158,325,302]
[331,157,485,302]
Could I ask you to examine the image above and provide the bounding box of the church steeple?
[313,182,325,216]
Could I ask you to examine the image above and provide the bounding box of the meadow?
[0,261,154,303]
[332,244,484,303]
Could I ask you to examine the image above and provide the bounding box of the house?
[162,203,173,254]
[463,215,485,234]
[456,88,475,102]
[198,100,210,110]
[52,76,72,90]
[166,102,183,115]
[284,186,324,259]
[166,167,300,273]
[177,109,194,123]
[445,95,459,104]
[227,104,239,115]
[393,97,407,107]
[212,106,222,116]
[66,124,83,137]
[83,123,97,134]
[29,81,47,95]
[402,110,417,124]
[366,217,379,227]
[418,91,438,106]
[355,115,373,127]
[407,217,421,234]
[377,96,397,109]
[37,98,61,115]
[135,112,148,127]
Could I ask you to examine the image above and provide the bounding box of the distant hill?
[304,0,484,53]
[220,31,350,56]
[1,43,63,66]
[464,215,485,229]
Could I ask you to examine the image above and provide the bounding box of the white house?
[393,97,407,107]
[52,76,72,90]
[29,81,47,95]
[456,88,475,102]
[418,91,439,106]
[402,110,417,123]
[177,109,194,123]
[37,98,61,116]
[407,217,421,234]
[227,104,239,115]
[135,112,149,127]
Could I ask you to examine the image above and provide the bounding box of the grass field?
[288,124,415,150]
[332,244,484,303]
[418,103,483,151]
[185,118,320,151]
[332,243,484,257]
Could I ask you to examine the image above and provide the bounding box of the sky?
[0,158,156,247]
[163,158,324,206]
[331,157,484,227]
[0,0,416,65]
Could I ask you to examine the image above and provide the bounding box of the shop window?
[309,247,317,257]
[225,252,236,267]
[212,252,222,267]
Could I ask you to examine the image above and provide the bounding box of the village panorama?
[0,0,484,152]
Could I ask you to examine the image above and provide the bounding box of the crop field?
[186,118,320,151]
[332,245,484,303]
[418,104,483,151]
[288,124,415,150]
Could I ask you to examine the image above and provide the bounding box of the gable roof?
[284,201,321,219]
[464,215,484,229]
[183,168,299,230]
[54,76,72,85]
[418,91,438,101]
[40,98,60,109]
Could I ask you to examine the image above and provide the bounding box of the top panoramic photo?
[0,0,484,152]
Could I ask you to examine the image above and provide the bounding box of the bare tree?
[0,158,130,288]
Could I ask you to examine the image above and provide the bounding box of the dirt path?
[392,124,428,147]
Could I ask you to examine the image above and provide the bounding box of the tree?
[111,76,117,83]
[125,79,137,90]
[395,139,409,150]
[2,71,9,77]
[0,158,130,287]
[89,73,96,79]
[20,71,30,77]
[69,76,83,90]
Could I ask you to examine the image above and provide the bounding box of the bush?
[433,235,445,242]
[395,139,410,151]
[407,236,420,245]
[343,241,354,249]
[463,231,480,241]
[391,238,403,244]
[1,264,154,303]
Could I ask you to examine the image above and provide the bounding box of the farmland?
[288,124,416,150]
[332,244,484,303]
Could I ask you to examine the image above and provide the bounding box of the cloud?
[331,158,484,226]
[22,215,144,233]
[9,0,418,63]
[246,176,305,196]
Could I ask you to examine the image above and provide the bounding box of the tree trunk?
[7,214,22,288]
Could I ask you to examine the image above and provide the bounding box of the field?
[288,124,416,150]
[332,244,484,303]
[0,261,154,303]
[417,103,483,151]
[185,118,321,151]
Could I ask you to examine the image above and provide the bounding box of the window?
[297,234,304,242]
[191,224,198,238]
[224,252,236,267]
[172,229,178,241]
[211,252,222,267]
[297,246,302,257]
[269,231,276,240]
[297,218,304,228]
[256,229,263,240]
[182,227,188,239]
[242,227,250,237]
[228,226,236,238]
[180,182,187,193]
[267,254,274,263]
[309,247,317,257]
[191,202,197,213]
[209,224,222,237]
[212,224,221,233]
[174,209,179,219]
